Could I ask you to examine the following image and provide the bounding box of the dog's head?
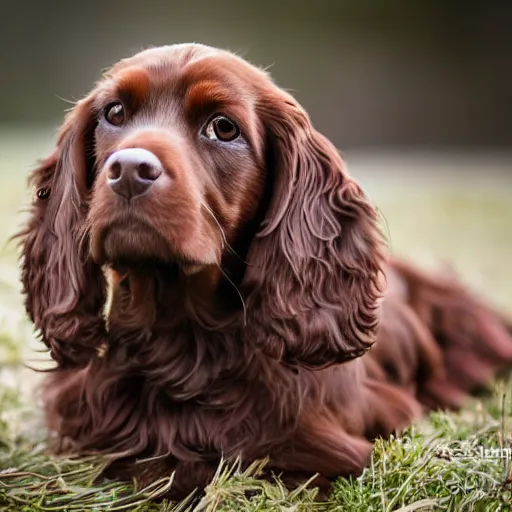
[20,44,385,368]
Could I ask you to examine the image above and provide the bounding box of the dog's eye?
[204,116,240,142]
[104,102,126,126]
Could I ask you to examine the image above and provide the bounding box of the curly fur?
[18,44,512,499]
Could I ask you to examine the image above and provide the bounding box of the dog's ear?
[243,89,385,368]
[18,96,106,367]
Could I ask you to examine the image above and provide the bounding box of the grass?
[0,129,511,511]
[0,389,511,511]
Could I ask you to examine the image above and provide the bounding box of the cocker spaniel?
[19,43,512,499]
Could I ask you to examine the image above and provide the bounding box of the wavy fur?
[18,44,512,499]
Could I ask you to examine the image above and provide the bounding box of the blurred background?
[0,0,511,369]
[2,0,512,147]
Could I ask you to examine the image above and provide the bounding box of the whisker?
[200,201,249,265]
[55,94,79,106]
[201,201,227,249]
[218,265,247,327]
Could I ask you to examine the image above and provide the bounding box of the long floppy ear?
[243,90,385,368]
[18,97,106,367]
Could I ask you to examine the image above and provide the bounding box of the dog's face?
[88,45,267,274]
[21,43,384,368]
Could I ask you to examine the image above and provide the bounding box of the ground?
[0,129,510,510]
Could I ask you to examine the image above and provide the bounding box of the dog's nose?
[105,148,163,200]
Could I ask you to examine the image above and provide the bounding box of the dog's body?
[19,44,512,499]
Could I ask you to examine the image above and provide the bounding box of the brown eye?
[104,102,126,126]
[205,116,240,142]
[36,187,50,200]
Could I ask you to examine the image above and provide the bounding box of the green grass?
[0,129,511,511]
[0,389,511,511]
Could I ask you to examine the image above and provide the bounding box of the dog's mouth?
[94,218,173,265]
[100,259,211,334]
[95,217,221,331]
[93,217,209,272]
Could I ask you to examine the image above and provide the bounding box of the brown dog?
[18,44,512,499]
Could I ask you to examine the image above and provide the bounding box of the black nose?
[105,148,163,200]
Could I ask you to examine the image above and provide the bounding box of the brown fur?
[18,44,512,499]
